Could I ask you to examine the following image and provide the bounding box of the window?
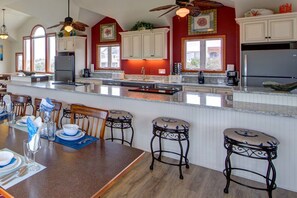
[22,25,56,73]
[182,35,225,72]
[15,53,23,72]
[96,44,120,69]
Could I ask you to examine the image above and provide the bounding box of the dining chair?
[0,187,14,198]
[70,104,109,139]
[0,92,11,106]
[34,98,62,128]
[10,94,30,116]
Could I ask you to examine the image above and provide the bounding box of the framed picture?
[100,23,117,42]
[188,9,217,35]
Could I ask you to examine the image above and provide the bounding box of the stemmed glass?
[23,139,41,171]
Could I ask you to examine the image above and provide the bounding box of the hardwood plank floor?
[102,152,297,198]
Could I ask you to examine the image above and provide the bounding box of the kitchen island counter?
[6,81,297,118]
[6,81,297,192]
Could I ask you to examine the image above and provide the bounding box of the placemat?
[54,135,98,150]
[0,112,7,121]
[0,148,46,189]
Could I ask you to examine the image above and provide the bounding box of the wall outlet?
[159,69,166,74]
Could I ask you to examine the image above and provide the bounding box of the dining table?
[0,123,145,198]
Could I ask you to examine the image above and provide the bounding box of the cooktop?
[128,88,179,95]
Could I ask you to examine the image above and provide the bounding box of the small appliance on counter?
[226,71,239,86]
[198,71,204,84]
[82,68,91,78]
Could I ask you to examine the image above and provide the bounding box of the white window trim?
[96,44,121,70]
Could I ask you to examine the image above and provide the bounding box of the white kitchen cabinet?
[213,87,233,95]
[120,28,169,60]
[121,34,142,59]
[57,36,86,52]
[142,28,168,59]
[236,12,297,43]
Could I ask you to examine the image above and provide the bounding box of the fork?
[77,138,92,145]
[2,166,28,185]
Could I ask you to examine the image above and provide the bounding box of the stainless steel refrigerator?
[241,42,297,87]
[55,55,75,82]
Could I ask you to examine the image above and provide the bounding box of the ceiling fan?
[149,0,223,18]
[47,0,89,32]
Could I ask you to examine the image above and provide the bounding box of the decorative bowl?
[0,151,14,166]
[263,81,297,92]
[63,124,79,135]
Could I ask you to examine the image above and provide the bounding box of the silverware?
[0,166,26,182]
[77,138,92,145]
[2,166,28,185]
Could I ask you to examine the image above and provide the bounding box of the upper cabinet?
[236,12,297,43]
[121,33,142,59]
[57,36,86,52]
[120,28,169,60]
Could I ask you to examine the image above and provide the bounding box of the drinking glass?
[23,139,41,171]
[7,112,16,124]
[47,121,56,142]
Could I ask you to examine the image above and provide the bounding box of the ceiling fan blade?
[150,5,177,12]
[60,25,66,31]
[193,0,224,8]
[74,21,89,27]
[72,22,86,31]
[158,5,179,18]
[188,6,201,17]
[47,22,64,29]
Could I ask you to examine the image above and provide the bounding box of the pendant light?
[0,9,8,40]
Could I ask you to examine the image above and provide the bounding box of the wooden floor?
[102,152,297,198]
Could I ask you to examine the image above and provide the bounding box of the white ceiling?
[0,0,296,41]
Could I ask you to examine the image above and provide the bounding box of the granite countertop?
[76,77,235,88]
[233,86,297,96]
[7,81,297,119]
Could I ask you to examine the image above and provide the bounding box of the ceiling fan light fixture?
[0,9,8,40]
[64,25,73,32]
[176,7,190,17]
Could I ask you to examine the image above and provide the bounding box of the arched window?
[22,25,56,73]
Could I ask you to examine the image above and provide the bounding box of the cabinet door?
[183,86,213,93]
[142,33,154,58]
[57,37,74,52]
[213,87,233,95]
[143,32,166,59]
[269,17,297,42]
[241,21,267,43]
[122,35,142,59]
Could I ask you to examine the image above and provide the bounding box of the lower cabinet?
[183,85,233,94]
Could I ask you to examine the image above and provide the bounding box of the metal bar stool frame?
[150,124,190,179]
[105,117,134,146]
[223,136,278,198]
[60,107,86,128]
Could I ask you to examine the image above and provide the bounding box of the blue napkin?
[27,117,37,142]
[54,135,98,150]
[0,158,16,168]
[40,98,55,112]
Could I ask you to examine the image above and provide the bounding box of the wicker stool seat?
[150,117,190,179]
[105,110,134,146]
[223,128,280,198]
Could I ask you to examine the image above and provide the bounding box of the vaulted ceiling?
[0,0,295,41]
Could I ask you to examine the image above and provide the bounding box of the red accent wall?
[173,6,240,71]
[91,17,170,75]
[92,7,239,75]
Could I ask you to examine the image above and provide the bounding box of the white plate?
[16,120,27,127]
[0,151,14,166]
[56,129,85,141]
[0,155,22,174]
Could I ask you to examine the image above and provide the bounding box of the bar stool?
[150,117,190,179]
[223,128,280,198]
[105,110,134,146]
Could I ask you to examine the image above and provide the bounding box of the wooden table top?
[0,124,145,198]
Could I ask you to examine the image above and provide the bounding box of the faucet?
[141,67,146,80]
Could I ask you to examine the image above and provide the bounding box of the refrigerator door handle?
[242,54,248,87]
